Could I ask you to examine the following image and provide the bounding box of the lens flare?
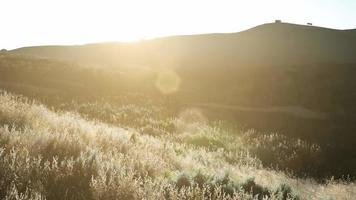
[175,108,207,134]
[178,108,207,124]
[155,69,181,94]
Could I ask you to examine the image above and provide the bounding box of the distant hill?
[10,22,356,68]
[2,22,356,182]
[3,22,356,145]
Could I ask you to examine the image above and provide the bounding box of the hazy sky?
[1,0,355,49]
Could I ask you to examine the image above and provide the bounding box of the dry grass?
[0,91,355,199]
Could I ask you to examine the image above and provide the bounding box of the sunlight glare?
[155,69,181,94]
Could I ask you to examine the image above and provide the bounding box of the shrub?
[275,184,299,200]
[240,177,270,199]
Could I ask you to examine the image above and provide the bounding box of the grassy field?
[1,27,356,199]
[1,53,356,179]
[1,91,355,199]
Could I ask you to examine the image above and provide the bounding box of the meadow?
[1,91,356,200]
[1,43,356,199]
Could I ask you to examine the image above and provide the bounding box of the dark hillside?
[3,23,356,179]
[10,23,356,67]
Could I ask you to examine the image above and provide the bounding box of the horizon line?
[6,21,356,51]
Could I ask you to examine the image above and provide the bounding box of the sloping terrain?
[1,23,356,199]
[10,23,356,67]
[1,22,356,180]
[7,22,356,126]
[0,91,355,199]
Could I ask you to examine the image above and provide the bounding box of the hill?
[10,23,356,67]
[1,22,356,180]
[0,91,355,199]
[6,23,356,141]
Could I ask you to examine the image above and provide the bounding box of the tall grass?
[0,91,355,199]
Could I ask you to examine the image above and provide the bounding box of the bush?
[240,177,270,199]
[175,173,191,189]
[275,184,299,200]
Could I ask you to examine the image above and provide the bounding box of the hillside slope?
[2,23,356,179]
[0,91,355,199]
[10,23,356,67]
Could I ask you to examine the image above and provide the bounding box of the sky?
[1,0,356,49]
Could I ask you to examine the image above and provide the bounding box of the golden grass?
[0,91,355,199]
